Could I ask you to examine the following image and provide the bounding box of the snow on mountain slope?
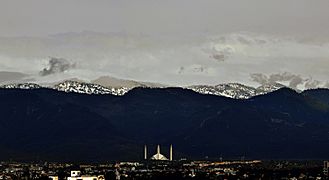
[188,83,257,99]
[0,83,42,89]
[188,83,285,99]
[53,80,130,95]
[256,83,285,95]
[0,80,286,99]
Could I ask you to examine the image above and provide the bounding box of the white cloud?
[0,32,328,88]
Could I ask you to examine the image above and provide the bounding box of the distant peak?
[0,83,41,89]
[188,83,285,99]
[53,80,130,96]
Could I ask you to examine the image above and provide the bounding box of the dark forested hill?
[0,87,328,162]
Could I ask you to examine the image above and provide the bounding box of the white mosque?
[144,144,173,161]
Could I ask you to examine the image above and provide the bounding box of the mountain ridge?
[0,80,304,99]
[0,86,329,161]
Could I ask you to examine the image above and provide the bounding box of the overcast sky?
[1,0,329,37]
[1,0,329,88]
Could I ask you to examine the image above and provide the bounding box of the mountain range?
[0,77,287,99]
[0,82,329,162]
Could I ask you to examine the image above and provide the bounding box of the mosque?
[144,144,173,161]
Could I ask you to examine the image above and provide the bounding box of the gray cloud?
[251,72,305,89]
[289,76,304,89]
[304,79,321,89]
[268,72,304,89]
[178,67,185,74]
[39,57,76,76]
[268,72,294,82]
[211,54,226,62]
[250,73,269,85]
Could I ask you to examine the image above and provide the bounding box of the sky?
[0,0,329,89]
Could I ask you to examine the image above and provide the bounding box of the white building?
[67,171,105,180]
[49,176,59,180]
[324,161,329,176]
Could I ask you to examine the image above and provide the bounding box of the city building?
[67,170,105,180]
[324,161,329,176]
[49,176,59,180]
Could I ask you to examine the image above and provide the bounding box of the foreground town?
[0,160,328,180]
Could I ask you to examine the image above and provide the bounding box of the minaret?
[157,145,160,154]
[170,144,173,161]
[144,145,147,160]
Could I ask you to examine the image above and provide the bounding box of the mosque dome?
[150,145,168,161]
[151,153,168,160]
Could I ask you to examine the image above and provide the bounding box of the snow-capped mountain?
[53,81,284,99]
[0,80,285,99]
[188,83,257,99]
[255,83,285,95]
[188,83,284,99]
[0,83,42,89]
[53,80,130,95]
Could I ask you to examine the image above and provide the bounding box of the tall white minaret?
[144,145,147,160]
[157,145,160,154]
[170,144,173,161]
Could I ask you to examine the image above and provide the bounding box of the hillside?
[0,87,328,162]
